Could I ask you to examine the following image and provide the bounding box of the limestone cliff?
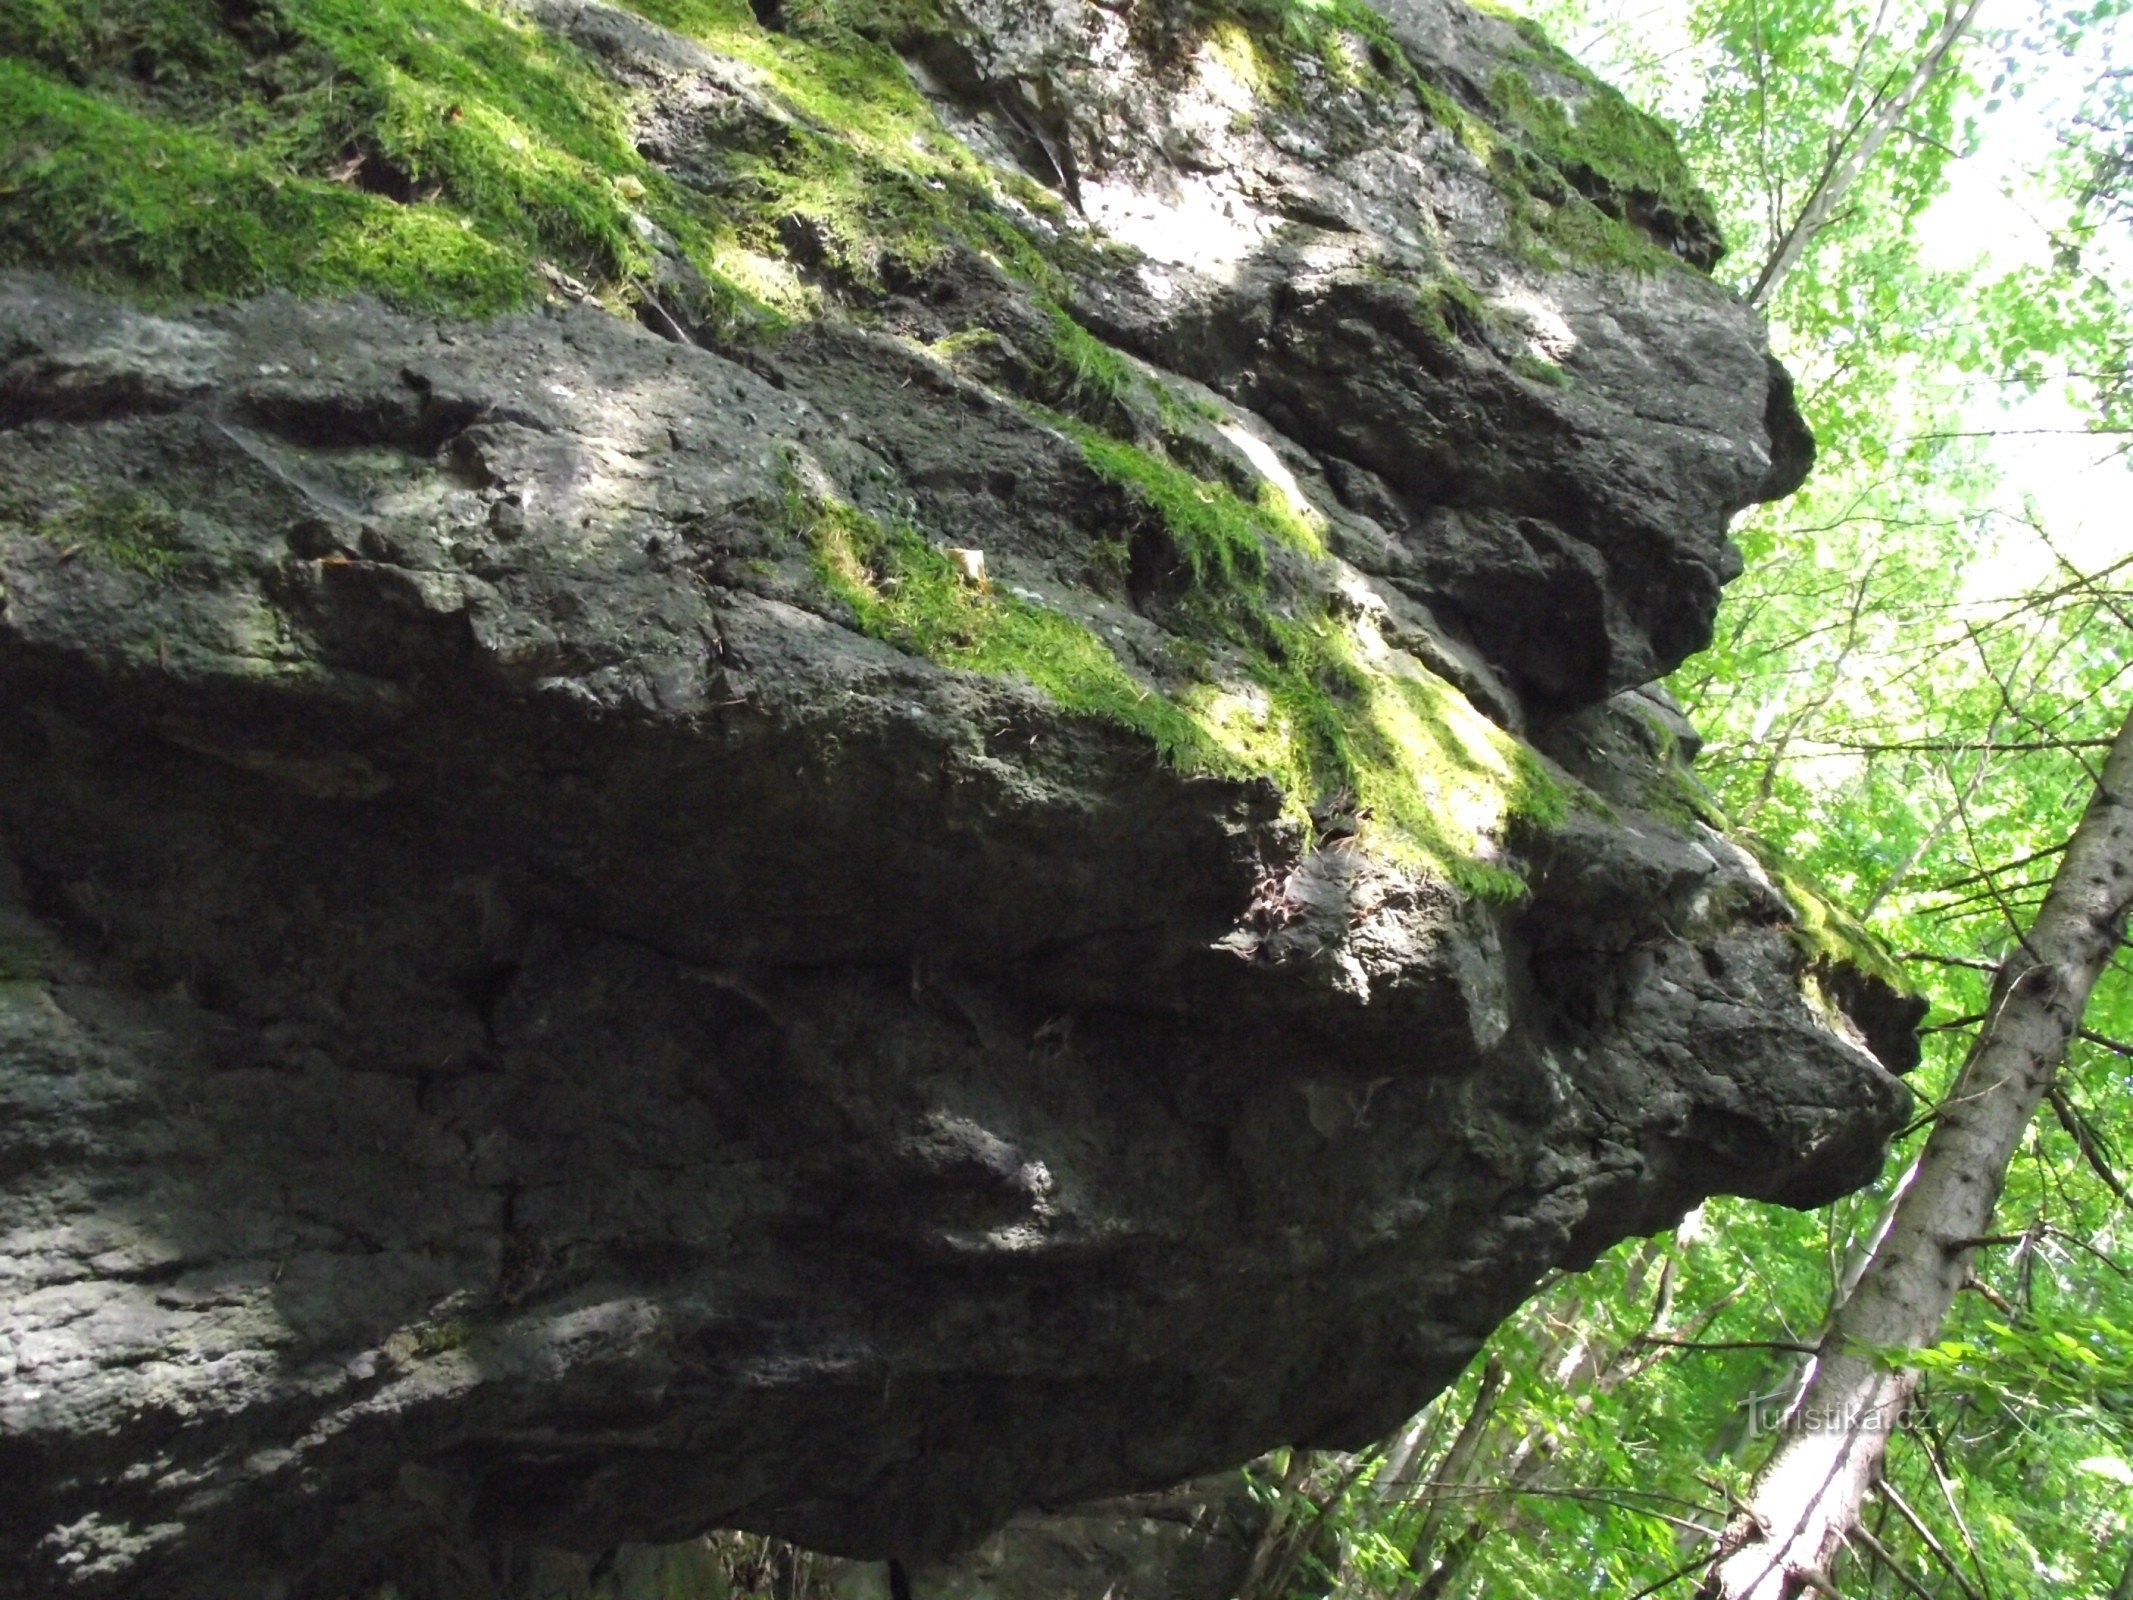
[0,0,1917,1594]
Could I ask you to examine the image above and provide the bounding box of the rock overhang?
[0,0,1905,1592]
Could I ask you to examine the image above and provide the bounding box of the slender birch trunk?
[1747,0,1987,307]
[1396,1358,1506,1593]
[1700,706,2133,1600]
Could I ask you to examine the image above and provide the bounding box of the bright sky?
[1919,129,2127,591]
[1911,7,2130,589]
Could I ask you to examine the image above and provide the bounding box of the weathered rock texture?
[0,0,1915,1594]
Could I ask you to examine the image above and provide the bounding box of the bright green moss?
[1062,421,1340,589]
[0,60,534,310]
[1048,425,1556,890]
[617,0,1080,303]
[1201,17,1296,101]
[25,488,189,578]
[0,0,694,310]
[795,457,1561,897]
[1510,350,1569,387]
[1464,0,1560,55]
[1191,610,1564,896]
[1027,308,1229,437]
[1071,429,1270,590]
[1220,0,1407,96]
[1487,65,1718,271]
[279,0,655,281]
[797,482,1233,770]
[1192,0,1710,274]
[1417,274,1494,344]
[1252,481,1328,558]
[1530,193,1680,272]
[1409,73,1498,160]
[1042,305,1135,411]
[0,0,1072,317]
[1743,836,1916,996]
[0,0,1707,317]
[1490,69,1702,211]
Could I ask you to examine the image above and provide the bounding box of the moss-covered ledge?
[785,432,1565,902]
[0,0,1082,318]
[0,0,1764,909]
[0,0,1725,324]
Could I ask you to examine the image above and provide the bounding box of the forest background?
[1231,0,2133,1596]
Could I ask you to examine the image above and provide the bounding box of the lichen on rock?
[0,0,1912,1594]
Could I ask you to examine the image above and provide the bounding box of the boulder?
[0,0,1913,1593]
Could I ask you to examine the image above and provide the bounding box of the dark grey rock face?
[0,0,1911,1594]
[898,0,1812,707]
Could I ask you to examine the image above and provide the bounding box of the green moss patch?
[1417,273,1494,344]
[794,452,1561,897]
[1069,425,1277,590]
[1743,835,1915,996]
[1062,421,1335,586]
[796,479,1228,771]
[1488,68,1705,219]
[0,0,683,310]
[0,58,532,310]
[21,488,189,578]
[1198,0,1416,100]
[0,0,1713,313]
[1010,307,1235,443]
[1485,65,1720,271]
[1188,609,1564,897]
[1510,350,1569,387]
[1186,0,1713,274]
[621,0,1082,304]
[0,0,1074,318]
[1040,304,1135,413]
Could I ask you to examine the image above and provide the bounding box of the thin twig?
[1634,1336,1824,1356]
[1874,1476,1984,1600]
[1846,1518,1937,1600]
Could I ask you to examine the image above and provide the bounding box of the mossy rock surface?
[0,0,1097,319]
[0,0,1721,311]
[0,272,1918,1589]
[0,0,1838,967]
[0,10,1920,1594]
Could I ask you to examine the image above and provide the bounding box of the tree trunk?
[1238,1450,1314,1600]
[1373,1407,1443,1505]
[1700,706,2133,1600]
[1708,1156,1921,1467]
[1397,1357,1506,1593]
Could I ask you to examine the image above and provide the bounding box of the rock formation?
[0,0,1918,1593]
